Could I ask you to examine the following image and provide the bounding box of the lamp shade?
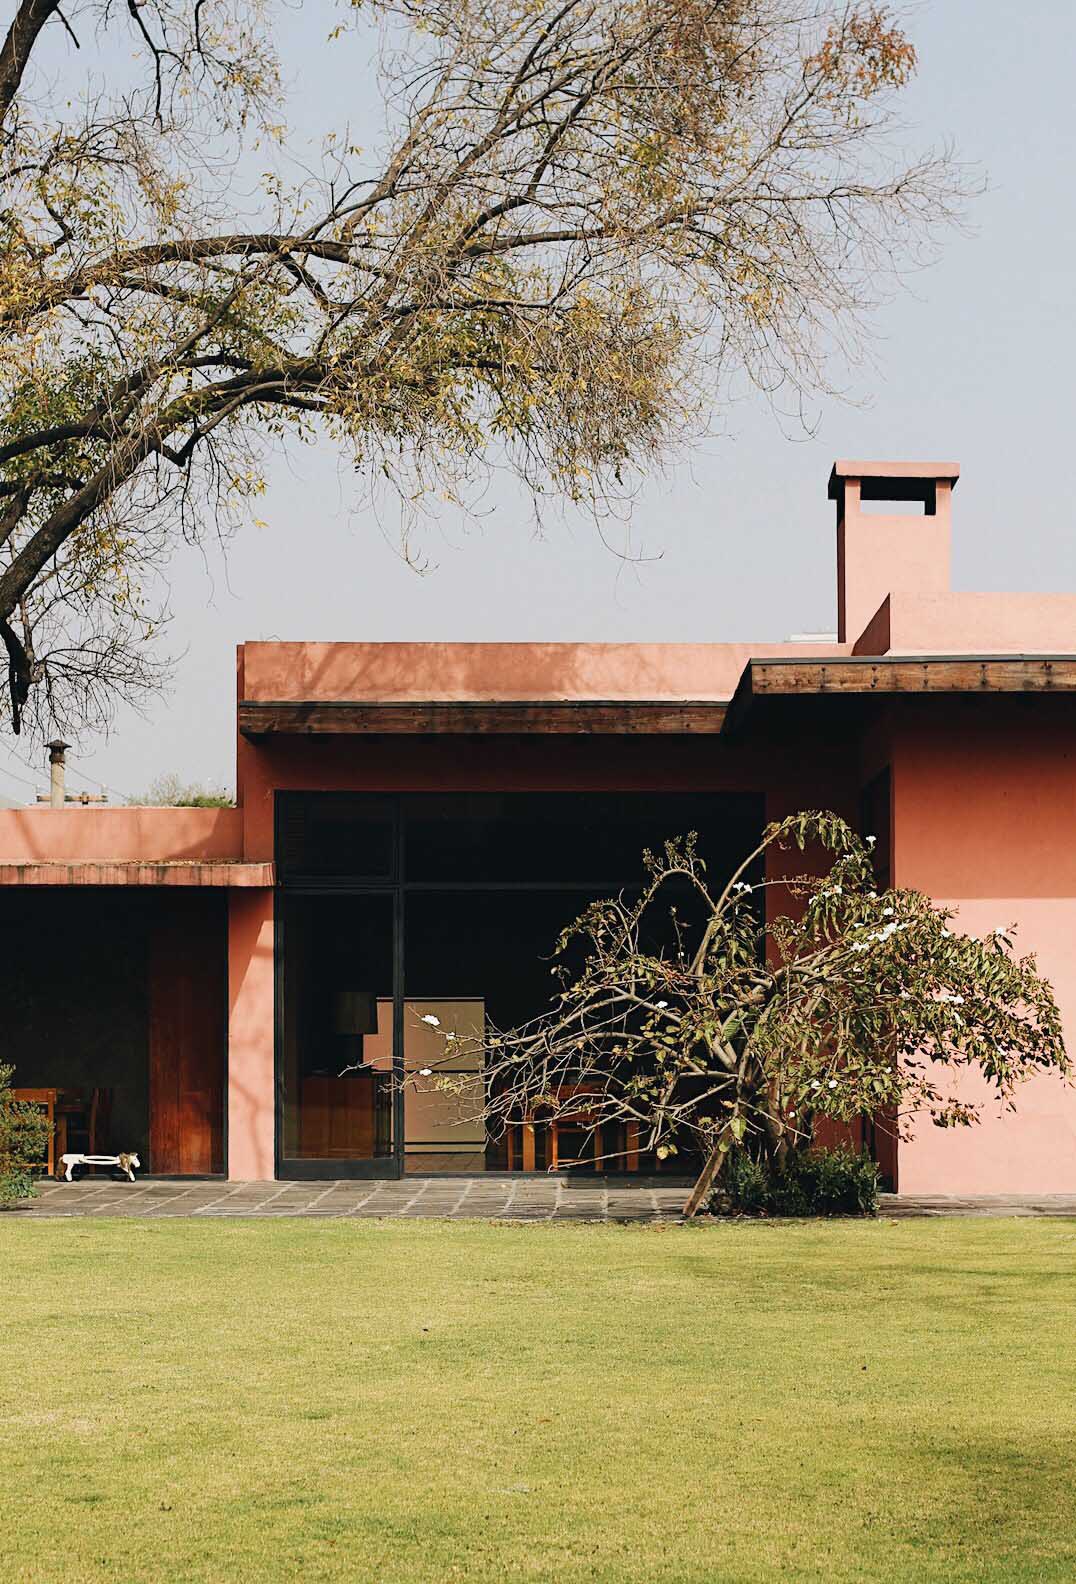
[333,990,378,1036]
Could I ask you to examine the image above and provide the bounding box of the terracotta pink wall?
[0,806,243,862]
[891,703,1076,1193]
[860,591,1076,657]
[236,729,858,860]
[238,639,849,707]
[227,888,275,1181]
[836,477,952,644]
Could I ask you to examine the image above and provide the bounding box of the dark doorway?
[0,889,225,1175]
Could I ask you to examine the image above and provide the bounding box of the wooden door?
[148,894,226,1174]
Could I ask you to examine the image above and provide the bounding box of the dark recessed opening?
[858,478,937,515]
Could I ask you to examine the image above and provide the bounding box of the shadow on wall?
[239,637,847,707]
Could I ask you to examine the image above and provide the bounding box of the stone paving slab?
[9,1178,1076,1222]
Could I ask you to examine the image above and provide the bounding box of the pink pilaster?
[227,888,276,1181]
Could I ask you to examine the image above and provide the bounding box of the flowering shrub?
[415,811,1068,1214]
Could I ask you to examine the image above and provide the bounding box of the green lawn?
[2,1217,1075,1583]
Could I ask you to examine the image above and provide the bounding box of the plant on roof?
[412,811,1068,1215]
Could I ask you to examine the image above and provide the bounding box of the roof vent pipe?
[47,739,70,809]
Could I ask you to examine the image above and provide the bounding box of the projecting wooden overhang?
[725,655,1076,737]
[239,699,728,736]
[0,860,274,887]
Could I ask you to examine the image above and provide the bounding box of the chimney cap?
[828,459,960,501]
[46,738,71,753]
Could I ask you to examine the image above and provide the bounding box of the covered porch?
[0,857,269,1179]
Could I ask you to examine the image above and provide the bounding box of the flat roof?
[725,655,1076,736]
[0,860,274,887]
[239,699,729,736]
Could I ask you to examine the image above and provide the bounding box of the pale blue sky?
[2,0,1074,804]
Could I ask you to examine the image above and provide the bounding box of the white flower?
[994,925,1009,937]
[421,1014,440,1027]
[418,1067,433,1077]
[788,1110,797,1119]
[866,834,877,847]
[828,1079,838,1089]
[882,907,894,917]
[940,928,952,938]
[655,1000,668,1009]
[810,1080,821,1090]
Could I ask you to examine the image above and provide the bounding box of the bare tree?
[408,814,1067,1214]
[1,1,965,732]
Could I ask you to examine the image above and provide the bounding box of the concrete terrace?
[12,1178,1076,1221]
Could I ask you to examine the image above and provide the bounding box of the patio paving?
[10,1177,1076,1221]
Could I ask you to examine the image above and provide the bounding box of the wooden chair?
[57,1088,113,1168]
[504,1086,632,1173]
[10,1088,57,1177]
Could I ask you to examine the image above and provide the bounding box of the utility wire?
[66,756,137,804]
[0,759,41,796]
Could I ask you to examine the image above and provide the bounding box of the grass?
[2,1216,1076,1583]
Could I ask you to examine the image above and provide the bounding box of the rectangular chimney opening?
[858,479,937,516]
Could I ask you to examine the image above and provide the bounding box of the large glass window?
[277,794,395,883]
[277,791,763,1176]
[280,893,395,1167]
[401,792,754,884]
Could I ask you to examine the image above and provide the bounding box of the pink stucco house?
[3,459,1074,1192]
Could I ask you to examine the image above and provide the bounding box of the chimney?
[46,739,70,808]
[828,460,960,644]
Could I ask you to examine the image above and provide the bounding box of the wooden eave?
[238,699,728,737]
[0,860,274,887]
[724,655,1076,738]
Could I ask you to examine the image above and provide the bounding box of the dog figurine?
[60,1151,141,1183]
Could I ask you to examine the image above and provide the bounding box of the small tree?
[413,812,1068,1213]
[0,1062,52,1204]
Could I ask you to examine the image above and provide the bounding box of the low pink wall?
[227,889,275,1181]
[880,592,1076,656]
[892,705,1076,1193]
[0,806,243,863]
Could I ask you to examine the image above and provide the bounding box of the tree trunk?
[683,1140,725,1219]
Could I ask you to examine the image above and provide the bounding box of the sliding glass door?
[278,892,398,1178]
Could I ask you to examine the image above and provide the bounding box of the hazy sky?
[2,0,1074,805]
